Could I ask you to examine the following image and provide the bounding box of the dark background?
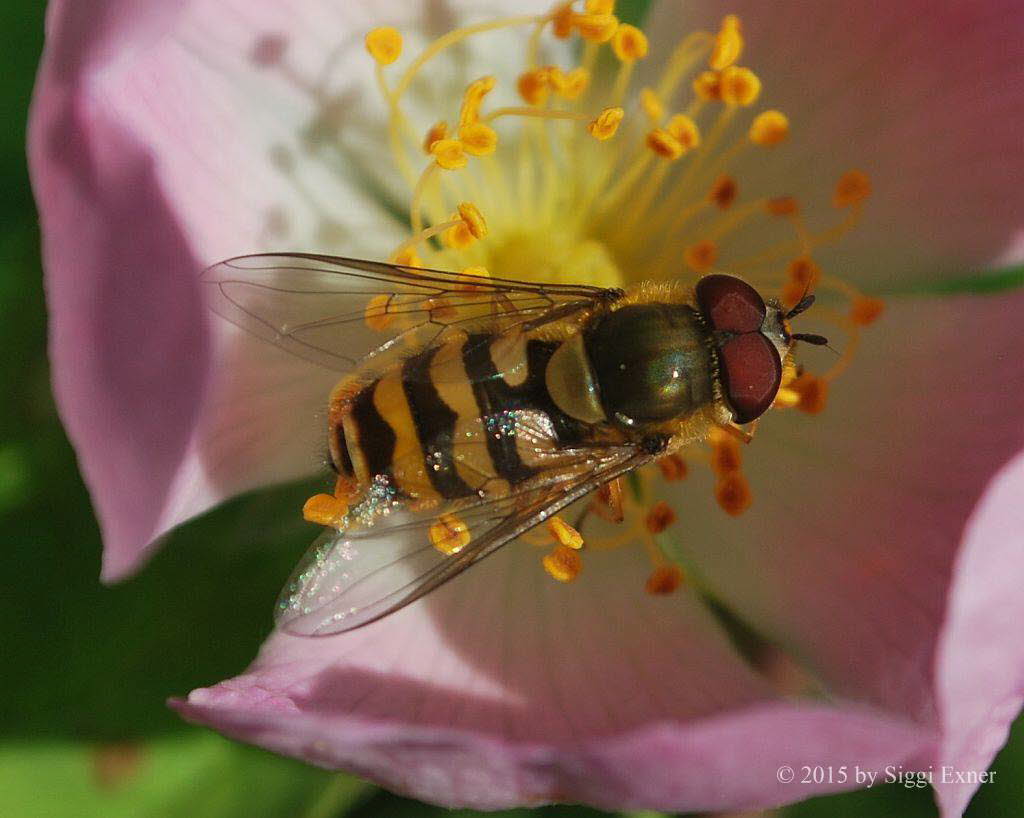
[3,1,1021,815]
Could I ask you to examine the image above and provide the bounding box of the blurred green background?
[4,1,1022,816]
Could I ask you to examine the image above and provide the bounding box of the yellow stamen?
[666,113,701,150]
[788,373,829,414]
[588,107,624,140]
[365,27,402,66]
[693,70,722,101]
[518,69,550,106]
[391,247,423,268]
[719,66,761,106]
[585,0,615,13]
[552,3,575,39]
[709,175,738,209]
[612,24,648,61]
[782,255,823,306]
[575,13,619,43]
[657,454,688,482]
[552,66,590,99]
[640,87,664,122]
[302,494,348,527]
[716,472,753,516]
[422,121,448,153]
[709,14,743,70]
[645,501,677,534]
[646,563,685,595]
[429,513,471,555]
[364,293,395,331]
[548,515,585,550]
[459,76,496,127]
[647,128,684,160]
[850,296,885,326]
[709,428,743,475]
[543,544,583,582]
[765,196,799,217]
[457,202,488,239]
[684,239,718,273]
[833,169,872,207]
[459,122,499,156]
[749,110,789,146]
[430,138,468,170]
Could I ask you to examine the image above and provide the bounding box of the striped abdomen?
[329,332,586,507]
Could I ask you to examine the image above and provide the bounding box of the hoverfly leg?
[589,477,625,523]
[717,420,757,445]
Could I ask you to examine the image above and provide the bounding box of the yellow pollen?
[430,138,468,169]
[646,563,685,595]
[719,66,761,106]
[657,454,688,482]
[429,513,471,555]
[574,13,620,43]
[334,474,357,500]
[457,202,488,238]
[365,26,402,65]
[788,372,829,413]
[765,196,799,216]
[543,544,583,582]
[364,293,394,331]
[391,247,423,268]
[716,472,753,516]
[749,110,789,146]
[458,122,498,156]
[693,70,722,101]
[647,128,684,160]
[709,175,738,209]
[517,69,550,106]
[850,296,885,326]
[552,66,590,99]
[710,14,744,70]
[588,107,624,140]
[459,76,496,127]
[773,387,801,409]
[547,515,585,550]
[552,3,575,39]
[302,493,348,527]
[612,24,648,61]
[666,113,701,149]
[684,240,718,273]
[640,87,664,122]
[833,169,872,208]
[709,429,743,475]
[645,501,677,534]
[422,121,448,153]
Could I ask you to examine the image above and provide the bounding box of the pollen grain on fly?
[257,3,887,633]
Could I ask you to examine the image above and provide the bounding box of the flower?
[28,0,1024,815]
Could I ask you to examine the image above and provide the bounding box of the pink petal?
[934,452,1024,817]
[645,0,1024,284]
[174,543,932,810]
[30,0,559,579]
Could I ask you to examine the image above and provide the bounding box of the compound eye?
[719,332,782,423]
[696,274,766,334]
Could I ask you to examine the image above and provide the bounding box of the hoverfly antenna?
[790,332,829,346]
[785,293,816,319]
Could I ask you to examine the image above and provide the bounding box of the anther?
[430,138,468,169]
[833,170,872,208]
[666,114,700,150]
[719,66,761,106]
[548,515,585,550]
[422,121,448,153]
[684,240,718,273]
[552,3,575,39]
[716,472,753,516]
[647,128,684,159]
[657,453,688,482]
[574,13,619,43]
[693,70,722,101]
[365,27,402,66]
[588,107,624,140]
[645,563,685,595]
[788,372,829,413]
[553,66,590,99]
[364,293,394,331]
[458,122,498,156]
[749,110,789,146]
[645,501,677,534]
[518,69,550,106]
[429,513,471,555]
[612,23,648,61]
[765,196,799,217]
[543,544,583,582]
[459,76,496,127]
[457,202,488,239]
[640,87,664,122]
[391,248,423,268]
[710,14,744,70]
[709,428,742,475]
[850,296,885,326]
[782,256,822,306]
[709,175,738,209]
[302,493,348,527]
[585,0,615,12]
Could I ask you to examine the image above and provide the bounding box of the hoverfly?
[203,255,825,635]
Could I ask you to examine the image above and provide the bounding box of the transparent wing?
[202,254,619,372]
[276,443,649,636]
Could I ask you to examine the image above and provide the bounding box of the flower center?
[305,2,885,596]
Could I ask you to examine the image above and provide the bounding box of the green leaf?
[615,0,654,27]
[0,734,369,818]
[900,264,1024,296]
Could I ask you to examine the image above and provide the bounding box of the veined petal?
[174,543,932,810]
[644,0,1024,286]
